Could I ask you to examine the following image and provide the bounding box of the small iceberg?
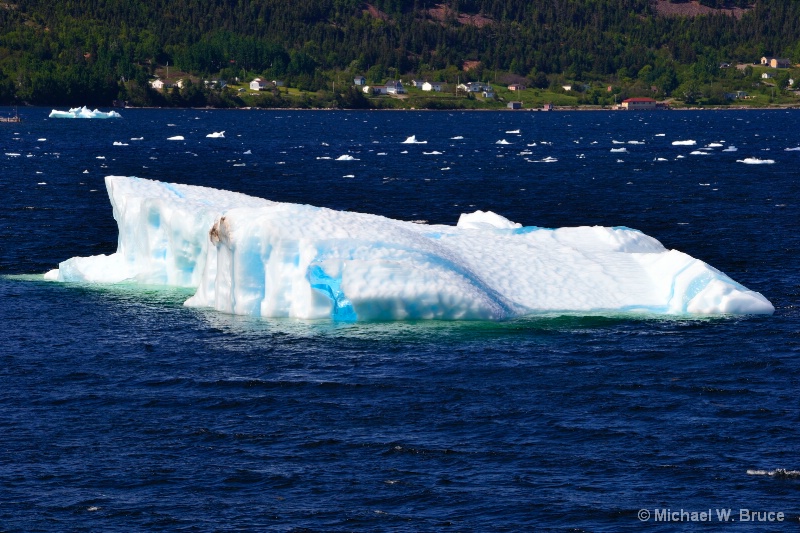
[784,147,800,151]
[113,141,128,146]
[451,136,464,140]
[49,106,121,119]
[610,148,627,153]
[402,135,427,144]
[336,155,359,161]
[423,151,443,155]
[167,136,185,141]
[672,140,696,146]
[506,129,521,134]
[722,146,738,152]
[737,158,775,165]
[690,151,710,156]
[496,139,512,145]
[206,131,225,138]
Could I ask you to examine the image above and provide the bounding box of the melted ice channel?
[44,176,774,321]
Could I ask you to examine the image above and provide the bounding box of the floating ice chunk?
[496,139,511,145]
[113,142,128,146]
[5,153,20,157]
[96,156,105,160]
[206,131,225,138]
[167,136,185,141]
[610,148,627,153]
[336,155,359,161]
[707,143,724,148]
[690,151,709,155]
[37,138,46,142]
[654,157,668,161]
[784,147,800,151]
[506,129,520,134]
[628,140,645,145]
[49,106,121,119]
[655,133,666,137]
[47,177,774,320]
[316,156,332,160]
[672,140,696,146]
[423,151,443,155]
[243,150,252,155]
[343,174,355,178]
[131,137,143,141]
[451,136,464,140]
[737,158,775,164]
[402,135,426,144]
[612,140,625,145]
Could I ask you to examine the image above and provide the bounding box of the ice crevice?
[44,176,775,321]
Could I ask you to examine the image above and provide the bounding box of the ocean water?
[1,107,798,531]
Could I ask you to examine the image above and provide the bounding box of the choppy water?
[1,108,798,531]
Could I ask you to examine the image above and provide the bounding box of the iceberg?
[49,106,121,119]
[45,176,775,320]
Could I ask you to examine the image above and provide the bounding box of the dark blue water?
[1,108,798,531]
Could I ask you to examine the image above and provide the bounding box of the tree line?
[2,0,797,106]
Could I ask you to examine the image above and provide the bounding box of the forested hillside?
[1,0,799,106]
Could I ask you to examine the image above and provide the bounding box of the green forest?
[1,0,799,108]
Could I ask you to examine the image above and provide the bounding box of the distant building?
[385,80,405,94]
[354,76,366,86]
[250,78,268,91]
[422,81,444,92]
[762,72,775,79]
[621,97,657,110]
[761,56,791,68]
[542,103,554,111]
[508,84,526,91]
[507,101,522,109]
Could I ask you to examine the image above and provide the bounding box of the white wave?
[37,138,46,142]
[654,157,668,161]
[610,148,628,153]
[707,143,724,148]
[722,146,738,152]
[336,155,359,161]
[96,156,105,160]
[206,131,225,138]
[37,182,46,185]
[612,140,625,144]
[113,142,128,146]
[690,151,709,155]
[441,167,451,170]
[746,469,800,477]
[423,151,443,155]
[402,135,427,144]
[628,141,645,145]
[5,153,20,157]
[451,136,464,140]
[506,129,520,134]
[131,137,144,141]
[655,133,666,137]
[342,174,355,178]
[737,158,775,165]
[316,156,332,160]
[672,140,696,146]
[784,147,800,151]
[167,136,185,141]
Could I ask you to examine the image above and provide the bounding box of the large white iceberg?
[49,106,121,119]
[44,176,774,320]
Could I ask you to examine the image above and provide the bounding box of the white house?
[482,87,495,98]
[385,80,405,94]
[762,72,775,79]
[354,76,366,86]
[422,81,444,92]
[250,78,268,91]
[150,79,166,90]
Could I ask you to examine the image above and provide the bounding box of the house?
[272,80,285,87]
[482,87,495,98]
[508,84,526,91]
[363,85,388,95]
[422,81,444,92]
[385,80,405,94]
[507,101,522,110]
[250,78,268,91]
[562,85,573,91]
[204,79,227,89]
[725,91,748,100]
[761,56,791,68]
[149,79,166,90]
[542,103,553,111]
[621,97,657,110]
[762,72,775,79]
[354,76,366,86]
[458,82,486,93]
[411,79,425,88]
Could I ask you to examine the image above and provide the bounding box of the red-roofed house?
[621,97,657,110]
